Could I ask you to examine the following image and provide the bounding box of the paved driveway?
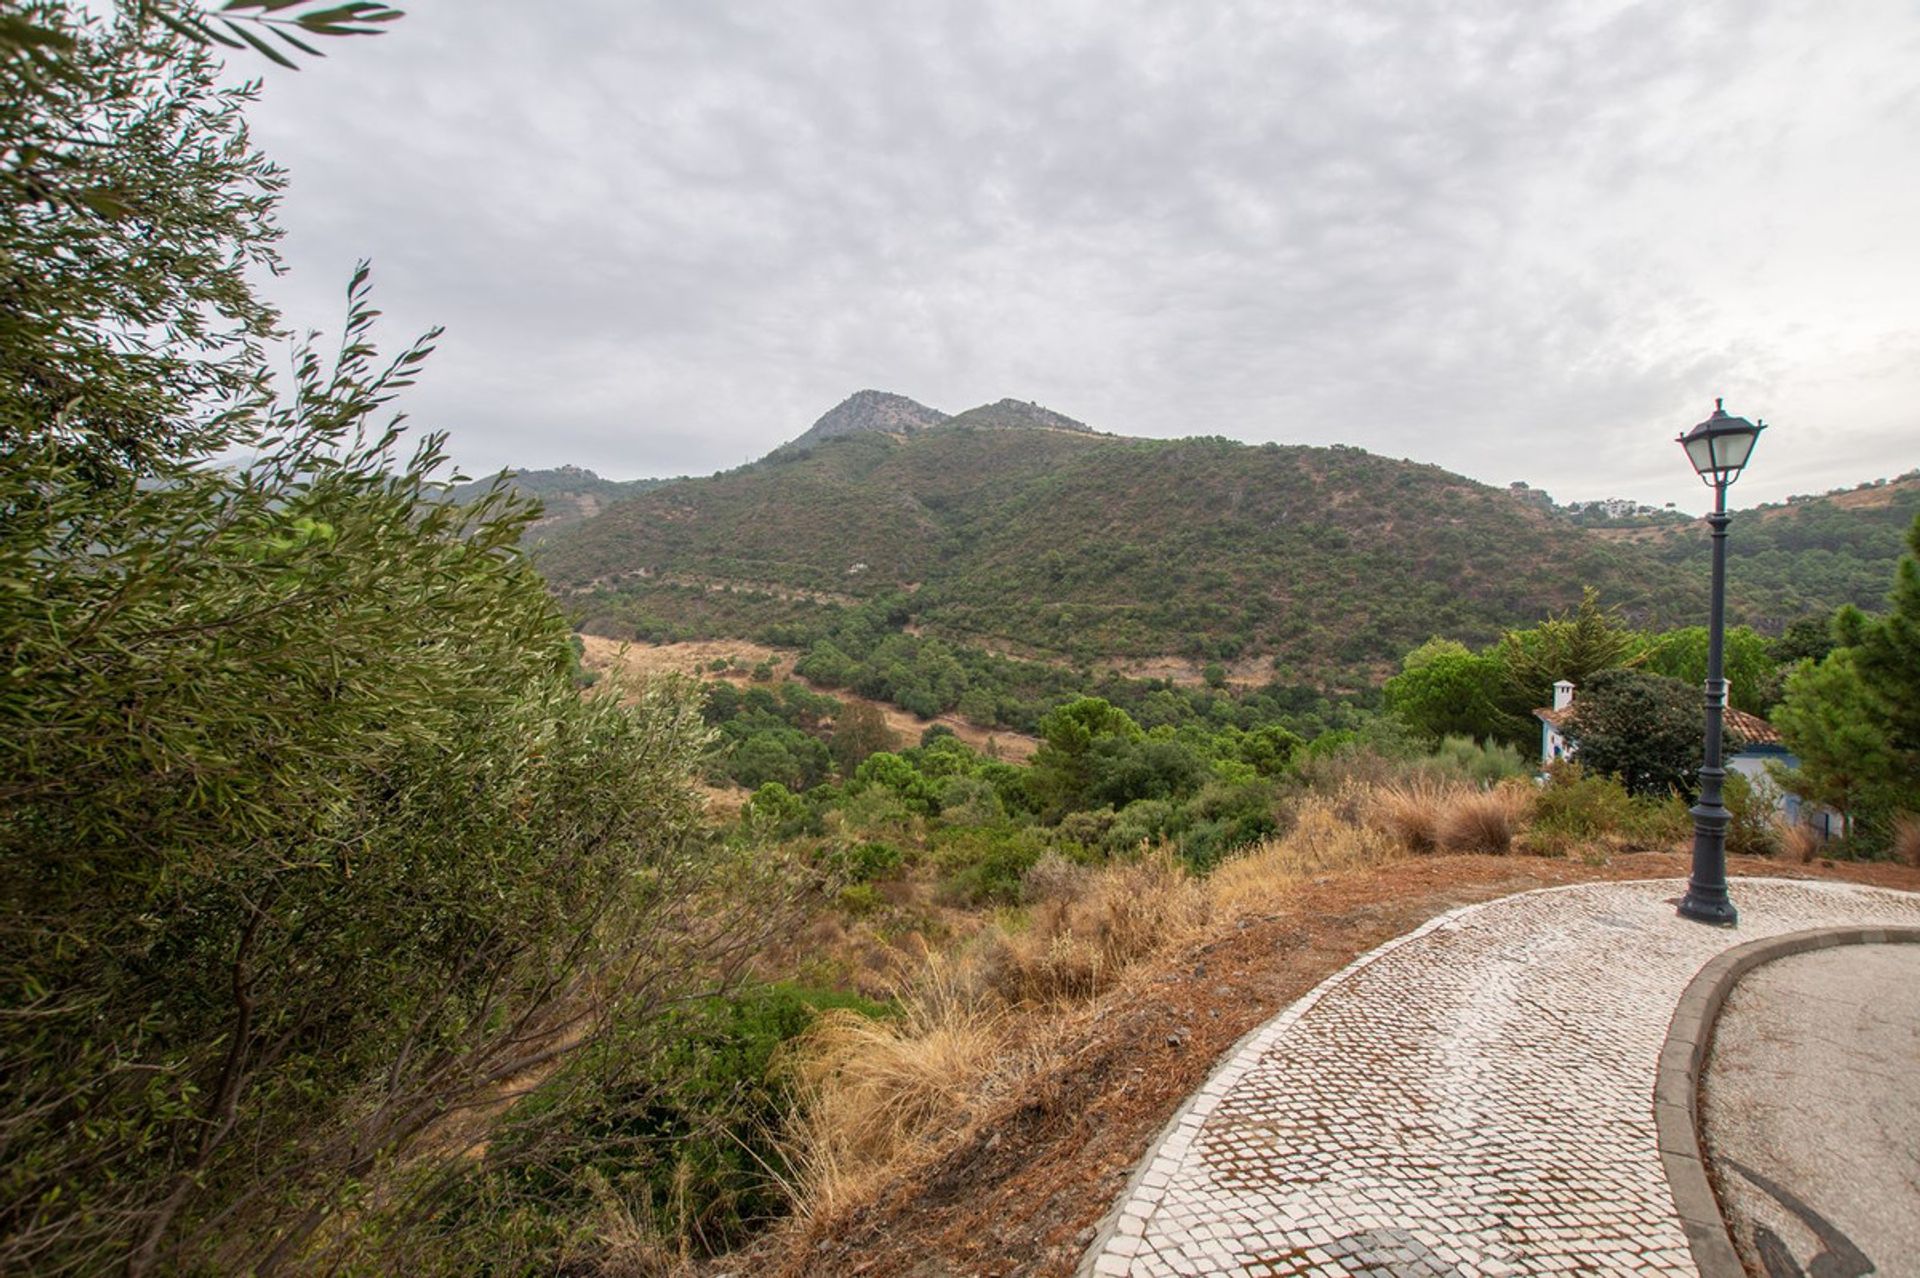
[1080,877,1920,1278]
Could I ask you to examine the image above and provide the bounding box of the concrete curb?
[1654,924,1920,1278]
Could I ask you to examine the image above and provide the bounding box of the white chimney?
[1553,680,1575,711]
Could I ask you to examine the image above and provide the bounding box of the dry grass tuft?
[581,1168,692,1277]
[1019,850,1091,906]
[1209,789,1399,917]
[1369,779,1449,853]
[988,851,1205,1004]
[1436,783,1530,855]
[1777,820,1825,865]
[1366,779,1531,857]
[1894,813,1920,868]
[780,953,1002,1220]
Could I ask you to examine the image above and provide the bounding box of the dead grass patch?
[987,852,1206,1004]
[781,952,1004,1221]
[1437,783,1530,855]
[780,790,1406,1224]
[1366,779,1532,857]
[1894,813,1920,868]
[1778,820,1825,865]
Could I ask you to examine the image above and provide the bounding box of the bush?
[424,984,886,1269]
[1530,763,1635,842]
[0,348,750,1269]
[825,840,905,884]
[1424,735,1529,785]
[1104,798,1182,856]
[1620,792,1692,850]
[937,828,1048,905]
[1723,771,1781,858]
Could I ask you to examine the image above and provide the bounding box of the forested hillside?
[1602,473,1920,629]
[539,418,1850,679]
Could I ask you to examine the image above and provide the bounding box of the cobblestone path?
[1080,877,1920,1278]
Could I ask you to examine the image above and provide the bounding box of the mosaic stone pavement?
[1081,877,1920,1278]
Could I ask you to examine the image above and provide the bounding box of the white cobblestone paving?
[1081,877,1920,1278]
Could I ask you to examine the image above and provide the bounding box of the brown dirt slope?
[739,852,1920,1278]
[579,636,1039,762]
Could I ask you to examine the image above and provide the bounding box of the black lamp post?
[1676,399,1766,926]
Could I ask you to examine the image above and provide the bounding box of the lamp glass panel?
[1713,428,1757,472]
[1683,433,1718,475]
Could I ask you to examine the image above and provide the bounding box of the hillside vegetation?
[538,406,1919,679]
[1602,471,1920,630]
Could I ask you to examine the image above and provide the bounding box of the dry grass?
[1369,778,1449,853]
[1367,779,1532,857]
[780,952,1003,1221]
[580,1168,691,1278]
[986,851,1207,1004]
[780,789,1407,1223]
[1894,813,1920,868]
[1778,820,1825,865]
[1211,790,1399,915]
[1436,783,1530,855]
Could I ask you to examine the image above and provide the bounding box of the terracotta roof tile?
[1534,701,1782,746]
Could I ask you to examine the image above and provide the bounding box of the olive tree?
[2,8,780,1273]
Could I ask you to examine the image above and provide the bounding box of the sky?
[241,0,1920,512]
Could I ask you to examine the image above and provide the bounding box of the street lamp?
[1675,399,1766,926]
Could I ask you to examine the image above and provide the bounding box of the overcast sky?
[242,0,1919,512]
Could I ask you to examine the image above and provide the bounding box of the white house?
[1532,680,1841,835]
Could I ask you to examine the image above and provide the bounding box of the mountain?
[449,465,675,539]
[531,398,1918,679]
[775,390,950,454]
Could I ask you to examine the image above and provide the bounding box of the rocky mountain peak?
[785,390,950,450]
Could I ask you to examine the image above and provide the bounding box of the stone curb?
[1655,923,1920,1278]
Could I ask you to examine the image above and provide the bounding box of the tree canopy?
[1564,668,1705,799]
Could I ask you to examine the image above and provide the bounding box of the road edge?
[1654,923,1920,1278]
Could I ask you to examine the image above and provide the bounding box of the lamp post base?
[1677,883,1738,927]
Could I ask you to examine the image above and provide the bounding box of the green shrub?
[1105,798,1182,855]
[1723,771,1781,858]
[937,827,1048,905]
[1619,792,1691,850]
[420,984,887,1269]
[1531,763,1635,841]
[824,840,904,883]
[1424,735,1529,785]
[837,883,883,916]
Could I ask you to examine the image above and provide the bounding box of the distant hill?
[1591,471,1920,630]
[449,465,675,540]
[529,399,1918,679]
[942,397,1099,436]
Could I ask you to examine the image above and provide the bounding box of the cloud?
[245,0,1920,510]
